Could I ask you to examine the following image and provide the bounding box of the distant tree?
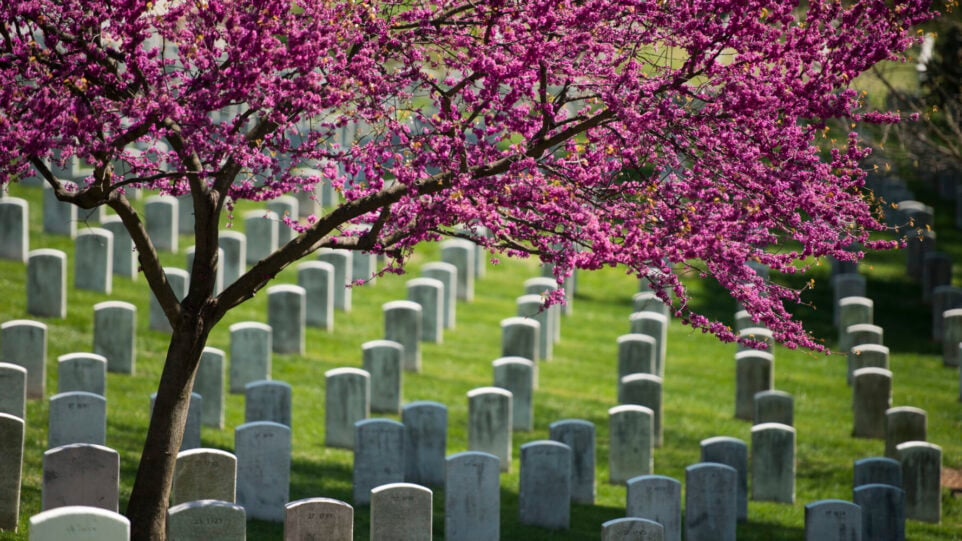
[0,0,931,538]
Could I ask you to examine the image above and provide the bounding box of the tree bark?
[126,312,211,541]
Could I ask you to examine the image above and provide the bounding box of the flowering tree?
[0,0,930,537]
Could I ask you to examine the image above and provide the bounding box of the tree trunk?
[126,314,210,541]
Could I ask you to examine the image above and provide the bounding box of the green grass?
[0,182,960,540]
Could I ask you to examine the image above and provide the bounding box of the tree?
[0,0,931,538]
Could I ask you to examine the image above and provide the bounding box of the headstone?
[617,334,657,380]
[853,483,905,541]
[493,357,534,431]
[369,483,432,541]
[267,196,299,245]
[167,500,246,541]
[601,517,665,541]
[244,380,292,427]
[843,324,883,354]
[445,452,499,541]
[297,261,335,330]
[885,407,926,459]
[548,419,595,505]
[519,440,571,530]
[219,230,246,287]
[500,317,540,367]
[608,405,654,484]
[905,229,936,281]
[699,436,748,521]
[943,308,962,367]
[896,442,941,523]
[244,210,278,264]
[353,419,406,505]
[172,448,237,505]
[228,322,272,393]
[440,239,475,301]
[734,350,773,420]
[42,444,119,512]
[524,277,562,342]
[196,347,225,428]
[853,457,902,489]
[100,217,136,281]
[0,364,26,420]
[284,498,353,541]
[74,228,113,294]
[734,310,754,332]
[852,368,892,439]
[93,302,136,374]
[517,294,552,360]
[628,312,667,377]
[48,391,106,448]
[267,285,306,355]
[832,273,866,326]
[57,353,107,396]
[324,368,370,449]
[0,198,28,262]
[383,300,422,372]
[422,262,457,329]
[632,292,670,318]
[149,392,202,451]
[27,249,67,319]
[618,374,663,447]
[737,326,774,352]
[684,463,737,541]
[145,194,178,252]
[352,251,377,286]
[931,285,962,341]
[42,181,77,238]
[804,500,861,541]
[467,387,513,472]
[847,344,889,386]
[28,506,130,540]
[751,423,796,503]
[363,340,403,414]
[406,278,444,343]
[837,296,873,345]
[176,194,195,235]
[626,475,681,541]
[235,421,290,522]
[149,267,189,333]
[921,252,952,303]
[402,401,447,488]
[0,320,47,399]
[316,248,352,311]
[185,246,224,294]
[754,390,793,426]
[0,413,24,531]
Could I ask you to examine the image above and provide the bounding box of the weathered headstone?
[100,216,136,280]
[843,324,884,354]
[93,302,136,374]
[267,285,306,355]
[734,350,773,420]
[445,451,499,541]
[244,380,292,427]
[316,248,352,311]
[942,308,962,367]
[737,326,774,353]
[931,285,962,341]
[618,374,663,447]
[467,387,513,472]
[837,296,873,346]
[421,262,457,329]
[632,292,670,318]
[751,423,796,503]
[352,251,377,286]
[832,273,866,326]
[383,300,422,372]
[0,364,26,420]
[176,194,195,235]
[519,440,571,530]
[852,367,892,439]
[284,498,353,541]
[172,448,237,505]
[804,499,861,541]
[267,196,299,245]
[28,506,130,540]
[885,407,926,459]
[0,413,24,531]
[0,198,28,262]
[145,194,179,252]
[229,322,272,394]
[196,347,225,428]
[847,344,889,386]
[753,390,793,426]
[149,392,202,451]
[353,419,406,505]
[524,277,562,342]
[905,228,936,281]
[363,340,403,414]
[74,228,113,294]
[734,310,754,333]
[406,278,444,343]
[218,230,246,287]
[402,401,447,488]
[1,320,47,399]
[235,421,291,522]
[244,210,279,264]
[517,294,553,361]
[48,391,106,448]
[853,483,905,541]
[500,317,540,368]
[167,500,246,541]
[685,463,737,541]
[700,436,748,522]
[42,181,77,238]
[57,353,107,396]
[617,334,657,380]
[896,441,941,523]
[149,267,189,333]
[27,249,67,319]
[628,312,667,377]
[853,457,902,489]
[493,357,534,431]
[440,239,475,301]
[608,405,653,484]
[549,419,595,505]
[601,517,665,541]
[42,444,119,512]
[369,483,432,541]
[297,261,335,331]
[324,368,370,449]
[625,475,681,541]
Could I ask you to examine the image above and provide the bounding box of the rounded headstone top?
[243,209,278,220]
[0,411,24,425]
[520,439,570,452]
[853,483,905,494]
[146,194,177,204]
[421,261,457,273]
[500,316,539,329]
[492,357,534,369]
[29,505,130,528]
[439,238,474,250]
[245,379,292,391]
[629,311,668,324]
[943,308,962,319]
[169,499,244,514]
[28,248,67,259]
[0,362,28,375]
[620,373,663,384]
[2,319,47,331]
[700,436,746,447]
[734,350,774,361]
[626,474,680,486]
[617,333,658,345]
[895,441,942,453]
[50,390,106,402]
[754,390,792,400]
[362,339,404,351]
[406,277,444,289]
[850,344,889,355]
[297,260,335,272]
[686,462,737,474]
[325,367,370,379]
[804,499,859,511]
[608,404,654,416]
[355,418,404,429]
[235,420,290,432]
[285,496,352,512]
[886,406,926,416]
[266,284,306,296]
[100,214,122,226]
[524,277,558,290]
[446,450,500,463]
[516,293,545,305]
[229,321,272,333]
[601,517,663,530]
[846,323,883,333]
[751,422,796,434]
[739,326,773,337]
[176,447,237,461]
[839,296,873,307]
[382,300,422,312]
[219,230,246,241]
[93,300,136,312]
[549,419,594,430]
[370,482,433,496]
[44,442,116,456]
[163,266,190,279]
[57,352,108,363]
[291,167,323,177]
[76,227,113,239]
[202,346,226,356]
[402,400,447,411]
[0,196,27,207]
[317,247,350,256]
[851,367,893,378]
[467,386,512,399]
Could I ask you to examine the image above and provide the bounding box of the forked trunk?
[126,314,210,541]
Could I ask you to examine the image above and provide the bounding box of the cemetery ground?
[1,180,961,540]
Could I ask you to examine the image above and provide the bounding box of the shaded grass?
[0,182,960,540]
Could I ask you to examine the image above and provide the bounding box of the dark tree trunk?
[126,313,211,541]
